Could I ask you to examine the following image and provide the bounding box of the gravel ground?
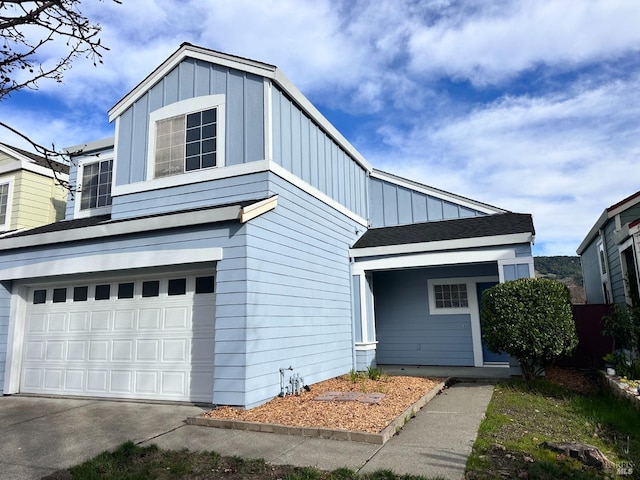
[204,375,442,433]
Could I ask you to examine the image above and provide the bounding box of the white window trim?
[618,238,640,305]
[146,95,226,185]
[497,257,535,283]
[428,278,473,315]
[74,154,114,219]
[0,175,15,231]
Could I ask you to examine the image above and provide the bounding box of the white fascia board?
[351,248,517,275]
[109,44,277,121]
[0,204,241,252]
[0,247,223,281]
[577,209,609,255]
[349,232,533,258]
[370,170,504,214]
[273,70,372,173]
[269,161,368,227]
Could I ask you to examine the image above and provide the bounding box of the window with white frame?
[149,96,225,180]
[0,181,10,228]
[434,283,468,308]
[80,158,113,210]
[428,279,473,315]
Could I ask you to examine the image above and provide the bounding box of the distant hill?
[534,256,585,304]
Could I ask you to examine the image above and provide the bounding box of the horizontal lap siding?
[369,176,484,228]
[241,174,359,408]
[12,171,66,229]
[111,172,271,219]
[271,87,367,219]
[373,268,493,367]
[0,223,250,406]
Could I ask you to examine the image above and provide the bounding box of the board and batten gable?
[271,87,368,220]
[237,173,361,408]
[114,57,265,187]
[368,172,503,228]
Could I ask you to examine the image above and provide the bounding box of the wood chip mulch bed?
[203,375,442,433]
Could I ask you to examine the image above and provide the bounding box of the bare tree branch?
[0,0,120,191]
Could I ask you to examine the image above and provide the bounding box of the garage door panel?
[114,310,135,330]
[46,341,65,360]
[87,370,108,392]
[163,339,187,362]
[69,313,89,332]
[27,314,46,333]
[164,307,188,329]
[49,314,66,332]
[137,340,159,361]
[138,309,160,330]
[21,274,216,402]
[67,341,86,360]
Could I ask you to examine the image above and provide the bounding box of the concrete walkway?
[0,381,495,480]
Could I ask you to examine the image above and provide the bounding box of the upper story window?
[148,95,225,181]
[155,108,217,178]
[0,181,10,229]
[80,159,113,210]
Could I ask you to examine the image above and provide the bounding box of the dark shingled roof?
[0,143,70,174]
[352,212,535,249]
[0,198,266,241]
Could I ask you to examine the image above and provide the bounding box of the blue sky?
[2,0,640,256]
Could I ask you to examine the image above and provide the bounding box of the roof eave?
[576,209,609,255]
[108,43,278,121]
[350,232,533,258]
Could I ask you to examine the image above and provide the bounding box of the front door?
[477,282,509,363]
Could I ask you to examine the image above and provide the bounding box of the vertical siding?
[0,281,10,393]
[369,176,486,228]
[374,265,497,366]
[271,87,368,219]
[240,173,360,408]
[114,58,265,187]
[620,204,640,226]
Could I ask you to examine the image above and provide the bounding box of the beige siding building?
[0,144,69,232]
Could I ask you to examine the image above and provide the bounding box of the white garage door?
[20,273,216,403]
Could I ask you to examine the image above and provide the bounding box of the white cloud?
[364,74,640,255]
[408,0,640,85]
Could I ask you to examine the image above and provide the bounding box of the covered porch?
[349,213,536,373]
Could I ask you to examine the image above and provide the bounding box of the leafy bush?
[481,278,577,381]
[602,302,640,354]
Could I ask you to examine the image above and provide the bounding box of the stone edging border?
[186,378,449,444]
[597,371,640,412]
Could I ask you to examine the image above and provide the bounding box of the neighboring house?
[0,43,535,408]
[0,143,68,233]
[577,191,640,306]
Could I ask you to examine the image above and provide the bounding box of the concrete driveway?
[0,396,206,480]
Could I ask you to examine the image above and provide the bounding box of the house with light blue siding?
[577,191,640,306]
[0,44,535,408]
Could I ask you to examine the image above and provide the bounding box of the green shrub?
[481,277,577,381]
